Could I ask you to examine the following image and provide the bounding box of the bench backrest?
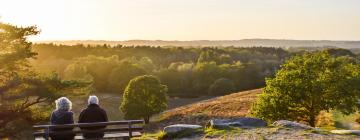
[33,120,144,140]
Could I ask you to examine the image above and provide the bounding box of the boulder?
[273,120,314,130]
[163,124,203,134]
[331,130,360,135]
[210,117,267,128]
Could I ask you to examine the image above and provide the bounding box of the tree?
[325,48,356,57]
[252,51,360,127]
[64,62,93,81]
[208,78,235,95]
[197,49,219,64]
[157,62,195,97]
[193,61,222,94]
[136,57,156,73]
[120,75,167,124]
[107,61,147,92]
[71,55,120,91]
[0,23,90,138]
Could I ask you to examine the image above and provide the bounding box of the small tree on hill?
[120,75,167,124]
[252,51,360,127]
[208,78,235,96]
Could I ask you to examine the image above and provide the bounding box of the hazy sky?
[0,0,359,41]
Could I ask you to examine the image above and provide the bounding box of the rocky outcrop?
[331,130,360,135]
[163,124,203,134]
[209,117,267,128]
[273,120,315,130]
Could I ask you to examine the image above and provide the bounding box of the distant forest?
[37,39,360,49]
[32,44,360,97]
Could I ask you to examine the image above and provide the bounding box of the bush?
[356,117,360,124]
[316,111,335,127]
[208,78,235,96]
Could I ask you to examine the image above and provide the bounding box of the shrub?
[356,117,360,124]
[316,111,335,127]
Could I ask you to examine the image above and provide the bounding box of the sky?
[0,0,359,41]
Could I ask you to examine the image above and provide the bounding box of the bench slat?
[33,120,144,129]
[75,132,142,140]
[35,132,142,140]
[33,127,143,136]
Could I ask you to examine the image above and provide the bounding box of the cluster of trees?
[0,23,90,138]
[252,51,360,127]
[63,55,149,93]
[33,45,289,97]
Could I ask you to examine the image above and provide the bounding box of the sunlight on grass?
[132,131,166,140]
[204,126,242,138]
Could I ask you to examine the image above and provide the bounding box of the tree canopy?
[120,75,168,123]
[252,51,360,127]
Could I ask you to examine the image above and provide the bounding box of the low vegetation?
[204,126,243,138]
[137,125,359,140]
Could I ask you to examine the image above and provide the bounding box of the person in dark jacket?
[50,97,75,140]
[79,95,108,139]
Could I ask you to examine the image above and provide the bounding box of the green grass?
[204,126,242,138]
[266,126,280,134]
[135,127,244,139]
[318,126,337,131]
[132,131,166,140]
[134,128,203,140]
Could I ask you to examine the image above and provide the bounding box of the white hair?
[88,95,99,105]
[55,97,72,111]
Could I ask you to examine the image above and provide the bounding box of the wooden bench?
[33,120,144,140]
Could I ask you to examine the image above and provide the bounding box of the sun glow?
[0,0,360,41]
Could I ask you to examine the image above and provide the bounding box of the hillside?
[148,89,262,130]
[141,89,360,139]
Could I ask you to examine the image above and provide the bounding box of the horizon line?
[33,38,360,42]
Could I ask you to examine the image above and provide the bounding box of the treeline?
[32,44,290,97]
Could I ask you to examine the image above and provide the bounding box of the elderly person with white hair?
[79,95,108,139]
[50,97,75,140]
